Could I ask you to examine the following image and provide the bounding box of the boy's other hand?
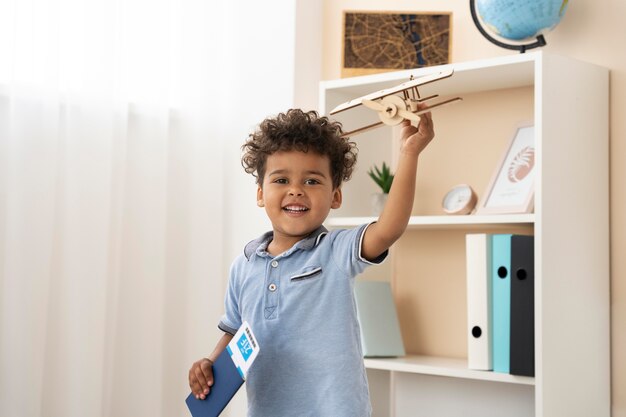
[189,358,214,400]
[400,102,435,156]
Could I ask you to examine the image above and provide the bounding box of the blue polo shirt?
[218,223,387,417]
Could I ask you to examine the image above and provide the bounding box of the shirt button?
[268,283,277,292]
[271,260,279,268]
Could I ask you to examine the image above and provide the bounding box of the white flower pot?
[371,193,388,216]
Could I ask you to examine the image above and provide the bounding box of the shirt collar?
[243,225,329,260]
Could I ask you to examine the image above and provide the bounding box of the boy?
[189,106,434,416]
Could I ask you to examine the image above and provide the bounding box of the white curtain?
[0,0,299,416]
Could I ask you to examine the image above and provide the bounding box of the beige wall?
[322,0,625,415]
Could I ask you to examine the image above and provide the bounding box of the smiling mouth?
[283,205,309,214]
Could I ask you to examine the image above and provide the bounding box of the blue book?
[186,322,259,417]
[185,349,244,417]
[491,234,512,374]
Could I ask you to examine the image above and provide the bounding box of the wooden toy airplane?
[330,68,462,137]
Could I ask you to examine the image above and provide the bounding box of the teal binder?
[491,234,511,374]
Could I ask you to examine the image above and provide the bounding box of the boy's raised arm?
[361,104,435,261]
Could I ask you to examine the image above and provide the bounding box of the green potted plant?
[368,162,394,215]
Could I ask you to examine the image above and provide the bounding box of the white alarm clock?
[442,184,477,215]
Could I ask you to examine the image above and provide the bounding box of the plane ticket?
[225,321,260,380]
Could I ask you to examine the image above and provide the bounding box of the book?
[186,322,259,417]
[354,280,405,357]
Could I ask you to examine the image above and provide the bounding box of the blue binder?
[491,234,512,374]
[185,348,244,417]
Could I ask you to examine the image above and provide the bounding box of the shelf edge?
[364,355,535,386]
[325,214,535,229]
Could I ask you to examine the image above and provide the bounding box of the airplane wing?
[329,68,454,115]
[339,96,462,138]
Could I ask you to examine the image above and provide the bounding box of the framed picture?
[342,11,451,78]
[476,123,535,215]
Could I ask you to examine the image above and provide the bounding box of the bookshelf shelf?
[320,52,610,417]
[325,214,535,230]
[364,355,534,386]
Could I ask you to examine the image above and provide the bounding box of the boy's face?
[257,150,342,247]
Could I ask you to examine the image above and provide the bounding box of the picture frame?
[341,11,451,78]
[476,123,535,215]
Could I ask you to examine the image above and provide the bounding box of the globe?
[470,0,569,52]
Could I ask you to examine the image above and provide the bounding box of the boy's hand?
[189,332,232,399]
[189,358,214,400]
[400,103,435,156]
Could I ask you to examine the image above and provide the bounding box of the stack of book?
[466,233,535,377]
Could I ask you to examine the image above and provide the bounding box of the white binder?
[466,234,493,370]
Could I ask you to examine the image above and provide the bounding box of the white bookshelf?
[320,52,610,417]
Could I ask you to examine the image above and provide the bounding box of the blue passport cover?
[185,348,244,417]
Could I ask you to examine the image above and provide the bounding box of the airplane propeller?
[363,96,422,125]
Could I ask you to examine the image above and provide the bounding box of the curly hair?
[241,109,358,189]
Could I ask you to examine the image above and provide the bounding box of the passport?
[186,322,259,417]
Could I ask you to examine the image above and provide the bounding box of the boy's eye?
[274,178,288,184]
[305,179,320,185]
